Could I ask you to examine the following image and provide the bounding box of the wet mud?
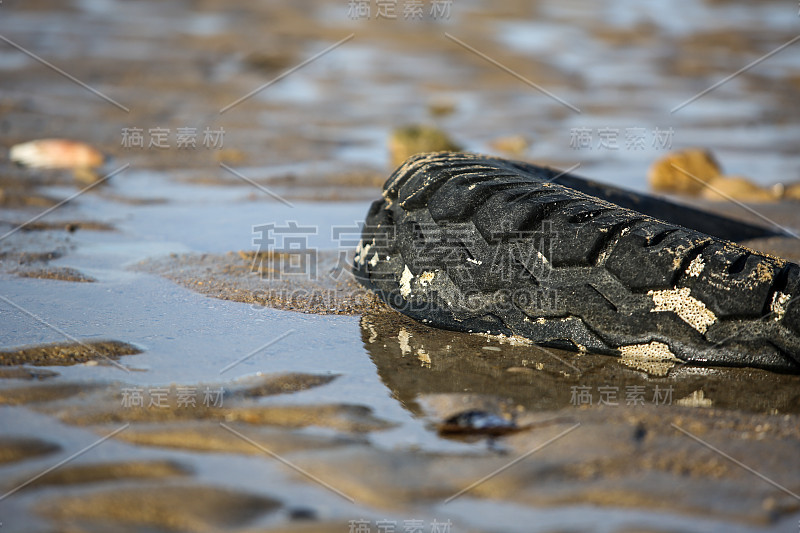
[0,340,141,367]
[137,251,383,315]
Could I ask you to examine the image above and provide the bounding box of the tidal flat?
[1,1,799,531]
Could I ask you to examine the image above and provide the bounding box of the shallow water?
[1,0,800,531]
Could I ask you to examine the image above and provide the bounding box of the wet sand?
[1,0,800,532]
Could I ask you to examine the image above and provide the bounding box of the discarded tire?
[353,152,800,373]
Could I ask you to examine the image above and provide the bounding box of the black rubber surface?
[353,152,800,373]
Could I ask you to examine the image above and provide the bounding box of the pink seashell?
[10,139,105,169]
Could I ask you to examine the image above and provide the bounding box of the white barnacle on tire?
[771,291,791,321]
[419,270,437,287]
[356,241,373,266]
[354,240,364,264]
[647,287,717,334]
[399,265,414,298]
[685,255,705,277]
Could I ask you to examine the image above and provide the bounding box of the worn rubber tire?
[353,152,800,373]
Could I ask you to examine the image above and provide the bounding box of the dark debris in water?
[438,409,520,436]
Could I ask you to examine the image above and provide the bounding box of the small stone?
[388,125,461,168]
[648,148,722,195]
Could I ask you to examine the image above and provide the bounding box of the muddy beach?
[1,1,800,532]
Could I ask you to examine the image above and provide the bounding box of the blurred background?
[2,0,799,192]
